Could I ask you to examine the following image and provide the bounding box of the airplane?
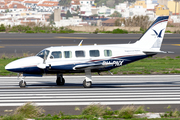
[5,16,170,88]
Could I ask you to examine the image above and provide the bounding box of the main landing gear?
[18,74,26,88]
[56,74,65,86]
[83,69,92,88]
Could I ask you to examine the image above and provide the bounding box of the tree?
[92,14,99,17]
[95,0,108,7]
[115,0,124,5]
[66,10,73,19]
[109,11,122,17]
[106,0,115,8]
[95,0,135,7]
[174,0,180,15]
[115,19,121,26]
[59,0,71,7]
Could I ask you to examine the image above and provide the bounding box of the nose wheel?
[18,74,26,88]
[19,80,26,87]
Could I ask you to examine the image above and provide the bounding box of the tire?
[19,80,26,88]
[56,78,65,86]
[83,80,92,88]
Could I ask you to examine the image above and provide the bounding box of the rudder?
[135,16,169,50]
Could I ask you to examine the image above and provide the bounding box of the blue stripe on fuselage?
[7,54,151,74]
[46,54,150,72]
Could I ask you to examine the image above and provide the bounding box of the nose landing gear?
[18,74,26,88]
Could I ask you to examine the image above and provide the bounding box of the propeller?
[37,50,47,69]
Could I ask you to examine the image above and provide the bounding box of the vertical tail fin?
[135,16,169,50]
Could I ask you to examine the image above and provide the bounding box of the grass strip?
[1,56,180,76]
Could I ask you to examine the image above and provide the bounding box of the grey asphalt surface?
[1,75,180,115]
[0,33,180,116]
[0,33,179,57]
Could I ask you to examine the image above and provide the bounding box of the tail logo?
[152,29,164,38]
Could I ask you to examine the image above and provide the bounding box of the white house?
[8,2,27,12]
[79,5,92,16]
[97,6,115,17]
[146,0,157,9]
[79,0,94,6]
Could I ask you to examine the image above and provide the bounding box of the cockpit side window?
[37,50,50,59]
[50,51,62,59]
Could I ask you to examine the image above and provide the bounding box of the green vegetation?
[82,103,108,117]
[109,11,122,17]
[2,102,45,120]
[14,102,45,118]
[2,56,180,76]
[66,10,73,19]
[0,23,75,34]
[0,24,5,32]
[110,56,180,75]
[114,15,151,30]
[95,0,136,7]
[58,0,71,7]
[97,28,128,34]
[3,103,180,120]
[165,30,172,33]
[0,57,19,76]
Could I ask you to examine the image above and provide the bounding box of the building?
[71,0,80,6]
[97,6,115,17]
[130,0,147,9]
[168,0,180,15]
[155,4,169,16]
[37,1,59,12]
[79,0,94,6]
[157,0,168,7]
[102,18,118,26]
[8,2,27,12]
[146,0,157,9]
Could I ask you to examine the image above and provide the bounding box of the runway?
[0,33,179,57]
[1,75,180,115]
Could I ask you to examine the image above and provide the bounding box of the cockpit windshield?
[36,50,50,59]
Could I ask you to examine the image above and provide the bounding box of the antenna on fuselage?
[78,40,83,46]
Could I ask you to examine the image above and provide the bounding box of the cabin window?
[50,51,62,59]
[64,51,72,58]
[89,50,100,57]
[75,50,85,57]
[104,50,112,57]
[37,50,50,59]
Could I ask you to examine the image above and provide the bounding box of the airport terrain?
[0,33,179,57]
[1,75,180,115]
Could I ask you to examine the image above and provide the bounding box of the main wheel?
[19,80,26,88]
[56,77,65,86]
[83,80,92,88]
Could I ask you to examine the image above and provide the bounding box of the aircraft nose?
[5,56,44,73]
[5,63,11,70]
[5,61,19,72]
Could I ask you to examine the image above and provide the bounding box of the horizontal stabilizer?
[143,51,174,54]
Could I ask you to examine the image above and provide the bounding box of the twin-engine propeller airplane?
[5,16,170,88]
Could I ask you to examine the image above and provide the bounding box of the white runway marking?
[0,75,180,106]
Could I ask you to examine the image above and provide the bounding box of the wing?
[73,62,113,70]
